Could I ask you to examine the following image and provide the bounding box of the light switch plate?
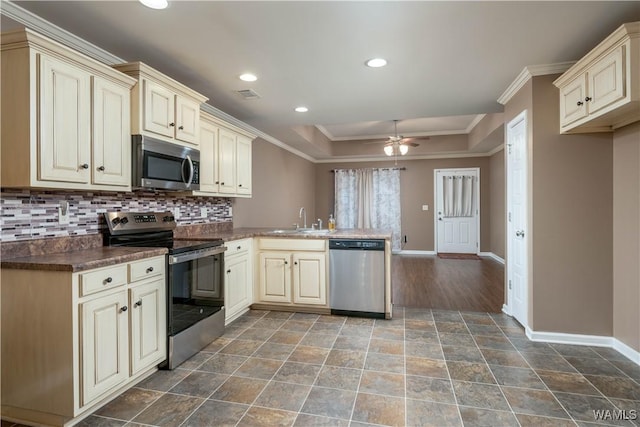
[58,201,70,225]
[422,205,429,211]
[200,207,208,218]
[173,207,181,220]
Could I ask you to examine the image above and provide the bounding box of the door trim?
[433,167,481,254]
[505,110,529,328]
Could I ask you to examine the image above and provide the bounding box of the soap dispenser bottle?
[328,214,336,231]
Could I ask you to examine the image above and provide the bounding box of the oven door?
[167,246,225,336]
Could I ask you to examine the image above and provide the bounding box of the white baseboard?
[478,252,505,264]
[501,304,511,316]
[524,327,640,366]
[396,250,436,255]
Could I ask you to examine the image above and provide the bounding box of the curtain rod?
[330,167,406,172]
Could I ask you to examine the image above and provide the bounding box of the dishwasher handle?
[329,239,385,250]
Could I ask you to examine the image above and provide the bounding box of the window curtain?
[443,175,474,217]
[334,168,402,250]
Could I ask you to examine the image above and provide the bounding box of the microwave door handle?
[181,156,194,185]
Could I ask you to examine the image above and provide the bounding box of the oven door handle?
[169,246,227,264]
[181,155,194,186]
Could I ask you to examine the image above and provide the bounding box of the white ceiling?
[2,1,639,159]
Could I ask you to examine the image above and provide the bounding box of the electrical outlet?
[229,206,233,217]
[200,207,208,218]
[173,207,181,220]
[58,200,70,225]
[422,204,429,211]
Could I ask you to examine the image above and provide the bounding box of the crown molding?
[497,62,576,105]
[465,114,487,133]
[314,151,496,164]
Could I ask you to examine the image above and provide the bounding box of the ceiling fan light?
[384,145,394,156]
[399,144,409,155]
[139,0,168,9]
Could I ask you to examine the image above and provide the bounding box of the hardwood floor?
[391,254,505,312]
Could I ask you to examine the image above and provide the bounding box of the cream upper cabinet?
[1,29,135,191]
[113,62,208,147]
[195,111,255,198]
[554,22,639,133]
[257,239,328,308]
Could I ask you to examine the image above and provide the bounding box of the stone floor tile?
[405,398,462,427]
[168,371,228,398]
[268,330,305,345]
[479,348,529,368]
[550,343,602,359]
[338,324,373,337]
[316,314,346,324]
[75,416,126,427]
[358,371,405,397]
[344,316,376,327]
[431,310,464,322]
[238,406,297,427]
[438,332,476,347]
[608,398,640,426]
[300,386,355,420]
[442,345,485,363]
[405,341,444,359]
[280,320,313,332]
[404,319,436,331]
[202,336,233,352]
[237,327,276,341]
[515,413,578,427]
[177,351,213,370]
[405,375,455,404]
[364,352,405,373]
[405,356,449,378]
[368,338,404,355]
[508,337,556,354]
[352,392,405,426]
[314,365,361,391]
[537,370,601,395]
[131,393,204,427]
[458,406,519,427]
[461,313,495,325]
[565,356,627,377]
[489,365,546,389]
[253,381,311,412]
[135,369,190,392]
[332,335,370,351]
[452,381,510,411]
[404,308,435,320]
[210,376,268,404]
[371,327,405,341]
[264,311,293,320]
[467,324,505,336]
[522,351,578,373]
[272,361,322,385]
[251,318,287,330]
[554,392,630,425]
[292,413,349,427]
[585,375,640,400]
[436,321,471,334]
[253,342,295,361]
[447,361,496,384]
[290,312,320,321]
[287,345,330,365]
[611,360,640,382]
[404,329,440,343]
[218,339,262,356]
[324,349,366,369]
[299,333,336,348]
[232,357,283,380]
[501,387,570,419]
[198,353,247,375]
[473,335,516,351]
[95,388,162,421]
[308,323,342,335]
[181,400,248,427]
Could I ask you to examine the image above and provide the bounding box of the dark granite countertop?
[178,227,393,242]
[1,247,168,272]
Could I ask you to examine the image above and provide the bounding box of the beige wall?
[489,149,505,258]
[315,157,493,252]
[613,122,640,352]
[233,138,316,228]
[524,75,613,336]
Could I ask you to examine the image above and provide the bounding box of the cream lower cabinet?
[257,239,327,307]
[1,255,166,426]
[224,238,254,324]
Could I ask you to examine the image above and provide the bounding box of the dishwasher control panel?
[329,239,385,250]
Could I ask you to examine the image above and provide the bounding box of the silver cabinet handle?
[516,230,525,237]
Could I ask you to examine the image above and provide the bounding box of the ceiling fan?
[368,120,429,157]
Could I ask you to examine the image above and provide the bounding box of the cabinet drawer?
[258,238,326,252]
[80,264,127,297]
[226,238,252,257]
[129,256,165,283]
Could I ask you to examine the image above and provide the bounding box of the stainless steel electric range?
[103,211,226,369]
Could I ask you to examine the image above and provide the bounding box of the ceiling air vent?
[236,89,261,100]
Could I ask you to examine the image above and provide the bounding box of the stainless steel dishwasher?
[329,239,385,318]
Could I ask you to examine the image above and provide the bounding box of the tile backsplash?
[0,189,232,242]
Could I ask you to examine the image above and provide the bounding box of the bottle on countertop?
[328,214,336,231]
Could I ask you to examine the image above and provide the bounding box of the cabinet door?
[80,291,128,406]
[559,74,588,127]
[198,120,219,193]
[258,252,291,303]
[218,128,237,194]
[175,95,200,145]
[39,54,91,184]
[588,45,625,115]
[292,252,326,305]
[236,135,252,196]
[92,77,131,187]
[225,254,251,321]
[143,80,175,138]
[129,278,167,375]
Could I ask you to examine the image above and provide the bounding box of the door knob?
[516,230,525,237]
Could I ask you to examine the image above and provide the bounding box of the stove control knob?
[111,217,121,226]
[120,217,129,225]
[163,215,175,222]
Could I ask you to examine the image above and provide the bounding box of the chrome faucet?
[299,207,307,229]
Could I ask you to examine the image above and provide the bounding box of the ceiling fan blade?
[402,136,430,143]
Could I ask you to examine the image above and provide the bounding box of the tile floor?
[15,308,640,427]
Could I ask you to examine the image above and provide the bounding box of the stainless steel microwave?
[132,135,200,191]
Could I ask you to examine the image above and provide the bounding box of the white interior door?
[435,168,479,254]
[506,111,528,327]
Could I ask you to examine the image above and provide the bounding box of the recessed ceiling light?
[140,0,168,9]
[366,58,387,68]
[239,73,257,82]
[294,106,309,113]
